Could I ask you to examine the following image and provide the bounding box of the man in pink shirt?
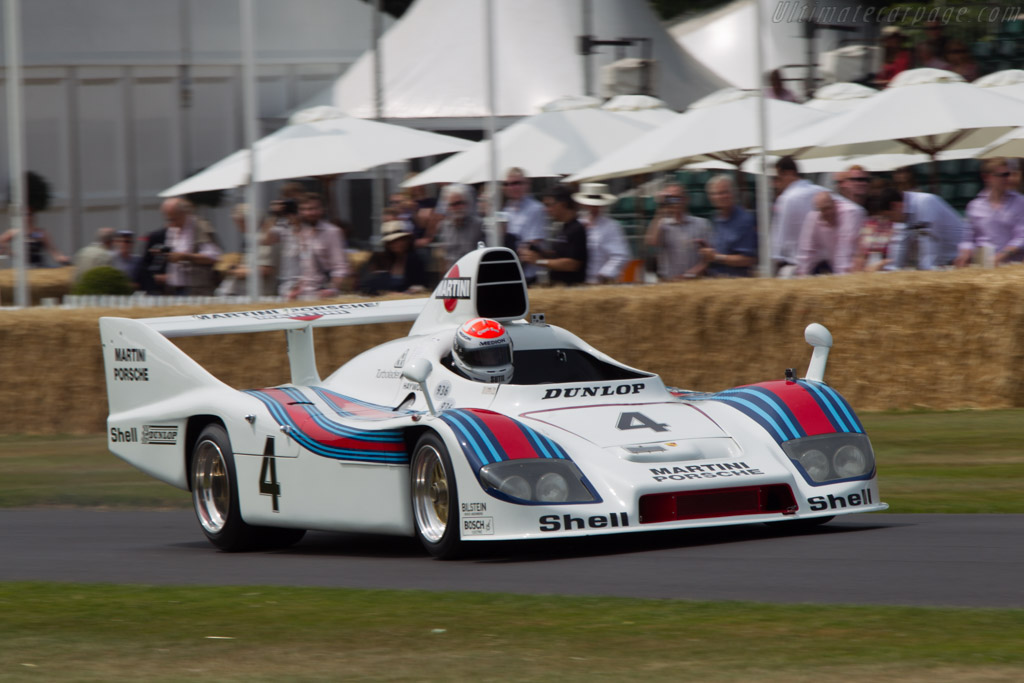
[955,157,1024,267]
[796,192,865,276]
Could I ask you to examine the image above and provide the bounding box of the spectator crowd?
[5,153,1023,301]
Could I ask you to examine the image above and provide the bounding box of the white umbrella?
[600,95,679,126]
[803,81,877,113]
[972,71,1024,159]
[401,101,665,186]
[567,88,833,183]
[771,69,1024,164]
[160,106,474,197]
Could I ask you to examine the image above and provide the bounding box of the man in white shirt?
[644,182,711,280]
[884,190,965,270]
[500,167,548,284]
[772,156,826,275]
[573,182,630,284]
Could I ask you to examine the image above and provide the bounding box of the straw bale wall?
[0,267,74,306]
[2,267,1024,434]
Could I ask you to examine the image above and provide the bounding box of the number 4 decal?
[616,411,669,433]
[259,437,281,512]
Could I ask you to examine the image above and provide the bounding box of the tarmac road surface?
[2,510,1020,608]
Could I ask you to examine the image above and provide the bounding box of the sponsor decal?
[192,302,380,322]
[649,462,764,482]
[808,488,873,511]
[114,347,146,362]
[110,427,138,443]
[142,424,178,446]
[394,350,408,369]
[539,512,629,532]
[437,265,467,312]
[376,369,403,379]
[542,383,646,400]
[113,347,150,381]
[113,367,149,381]
[462,517,494,536]
[461,502,487,515]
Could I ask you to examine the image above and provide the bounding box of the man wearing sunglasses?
[837,165,871,208]
[500,167,547,284]
[955,157,1024,267]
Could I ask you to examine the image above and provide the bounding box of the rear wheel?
[411,433,462,559]
[191,424,305,551]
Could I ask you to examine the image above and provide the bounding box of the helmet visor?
[457,343,511,368]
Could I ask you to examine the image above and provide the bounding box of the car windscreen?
[510,348,649,385]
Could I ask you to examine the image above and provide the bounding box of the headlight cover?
[781,433,876,486]
[479,460,598,504]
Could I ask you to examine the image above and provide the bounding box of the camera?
[272,198,298,216]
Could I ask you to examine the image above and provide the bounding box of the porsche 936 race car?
[100,246,886,559]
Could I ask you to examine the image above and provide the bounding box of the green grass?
[2,410,1023,512]
[1,583,1022,682]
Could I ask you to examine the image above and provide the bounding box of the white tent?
[303,0,727,124]
[402,99,670,186]
[670,0,871,92]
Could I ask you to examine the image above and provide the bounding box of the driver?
[452,317,514,383]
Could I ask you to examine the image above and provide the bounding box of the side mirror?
[401,358,437,416]
[804,323,833,383]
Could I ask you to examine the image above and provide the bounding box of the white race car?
[100,247,886,559]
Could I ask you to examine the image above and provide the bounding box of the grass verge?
[1,583,1023,683]
[2,410,1024,512]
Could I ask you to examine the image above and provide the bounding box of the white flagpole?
[754,0,772,278]
[372,0,385,245]
[5,0,28,307]
[241,0,261,300]
[484,0,499,247]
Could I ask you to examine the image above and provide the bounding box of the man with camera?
[138,197,221,295]
[644,182,710,281]
[263,192,348,300]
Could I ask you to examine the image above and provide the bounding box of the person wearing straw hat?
[573,182,630,284]
[359,220,427,295]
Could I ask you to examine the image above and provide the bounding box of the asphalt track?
[2,510,1020,608]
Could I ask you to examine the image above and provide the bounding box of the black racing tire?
[410,432,463,560]
[191,424,305,552]
[765,515,835,532]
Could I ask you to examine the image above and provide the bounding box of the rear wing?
[103,299,428,391]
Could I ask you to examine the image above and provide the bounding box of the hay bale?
[4,267,1024,435]
[0,266,74,305]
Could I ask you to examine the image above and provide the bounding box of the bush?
[72,266,134,295]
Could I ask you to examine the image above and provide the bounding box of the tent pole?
[240,0,261,301]
[754,0,772,278]
[5,0,28,307]
[373,0,386,247]
[484,0,499,247]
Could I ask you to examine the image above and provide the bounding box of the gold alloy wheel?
[192,439,230,535]
[413,444,450,543]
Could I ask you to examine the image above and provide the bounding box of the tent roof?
[302,0,727,121]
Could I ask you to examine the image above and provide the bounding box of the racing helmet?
[452,318,514,384]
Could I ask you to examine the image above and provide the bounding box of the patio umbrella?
[802,81,877,113]
[770,69,1024,166]
[159,106,474,197]
[566,88,833,183]
[972,70,1024,159]
[401,98,665,186]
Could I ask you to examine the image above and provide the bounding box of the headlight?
[799,450,830,482]
[536,472,570,502]
[479,460,596,504]
[781,434,875,486]
[497,475,531,500]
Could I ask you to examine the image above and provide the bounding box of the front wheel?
[410,433,462,559]
[191,424,305,551]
